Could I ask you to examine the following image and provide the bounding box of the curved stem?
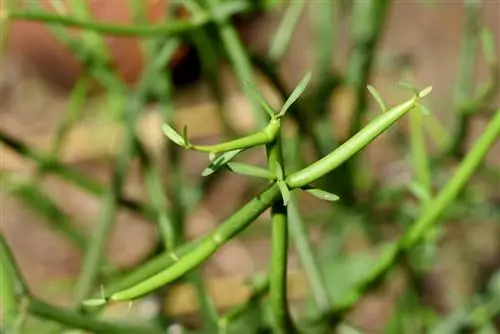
[106,183,281,302]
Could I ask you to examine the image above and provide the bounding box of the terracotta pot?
[6,0,191,91]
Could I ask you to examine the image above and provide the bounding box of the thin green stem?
[28,299,162,334]
[268,0,306,63]
[1,173,86,251]
[284,134,331,313]
[409,109,432,199]
[8,1,250,37]
[322,109,500,324]
[0,131,157,221]
[346,0,391,138]
[205,0,269,128]
[449,0,481,158]
[0,233,28,331]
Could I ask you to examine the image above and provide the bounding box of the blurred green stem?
[323,109,500,324]
[449,0,481,158]
[285,135,331,313]
[9,1,250,36]
[205,0,269,128]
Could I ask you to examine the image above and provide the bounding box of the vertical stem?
[449,0,481,158]
[267,136,295,333]
[205,0,269,128]
[284,135,331,313]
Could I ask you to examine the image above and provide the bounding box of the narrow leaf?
[162,124,185,147]
[408,182,431,203]
[279,71,311,117]
[367,85,387,112]
[182,125,189,146]
[481,28,496,64]
[247,81,276,119]
[226,162,275,179]
[278,180,290,206]
[302,185,340,202]
[416,102,431,115]
[398,82,419,95]
[202,149,244,176]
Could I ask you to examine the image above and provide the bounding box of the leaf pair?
[249,71,312,120]
[367,83,433,116]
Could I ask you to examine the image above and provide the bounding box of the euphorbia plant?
[81,74,434,332]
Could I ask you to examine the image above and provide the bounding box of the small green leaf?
[367,85,387,112]
[182,125,189,146]
[226,162,275,179]
[277,180,290,206]
[408,182,431,203]
[418,86,433,98]
[480,28,496,64]
[162,124,185,147]
[416,102,431,115]
[82,298,107,307]
[202,149,244,176]
[274,161,284,180]
[302,185,340,202]
[398,82,419,95]
[209,152,216,161]
[279,71,311,117]
[247,81,276,119]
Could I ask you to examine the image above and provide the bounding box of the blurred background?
[1,0,499,333]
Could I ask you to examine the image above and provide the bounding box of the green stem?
[409,108,432,199]
[205,0,269,128]
[188,119,280,153]
[323,109,500,323]
[285,135,331,312]
[8,2,250,37]
[28,299,161,334]
[449,0,481,158]
[106,183,281,301]
[267,136,295,333]
[1,173,86,251]
[0,131,157,221]
[75,40,181,305]
[286,92,423,189]
[268,0,306,63]
[0,233,28,331]
[346,0,391,138]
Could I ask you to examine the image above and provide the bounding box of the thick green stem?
[107,183,281,301]
[267,136,295,333]
[286,93,422,189]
